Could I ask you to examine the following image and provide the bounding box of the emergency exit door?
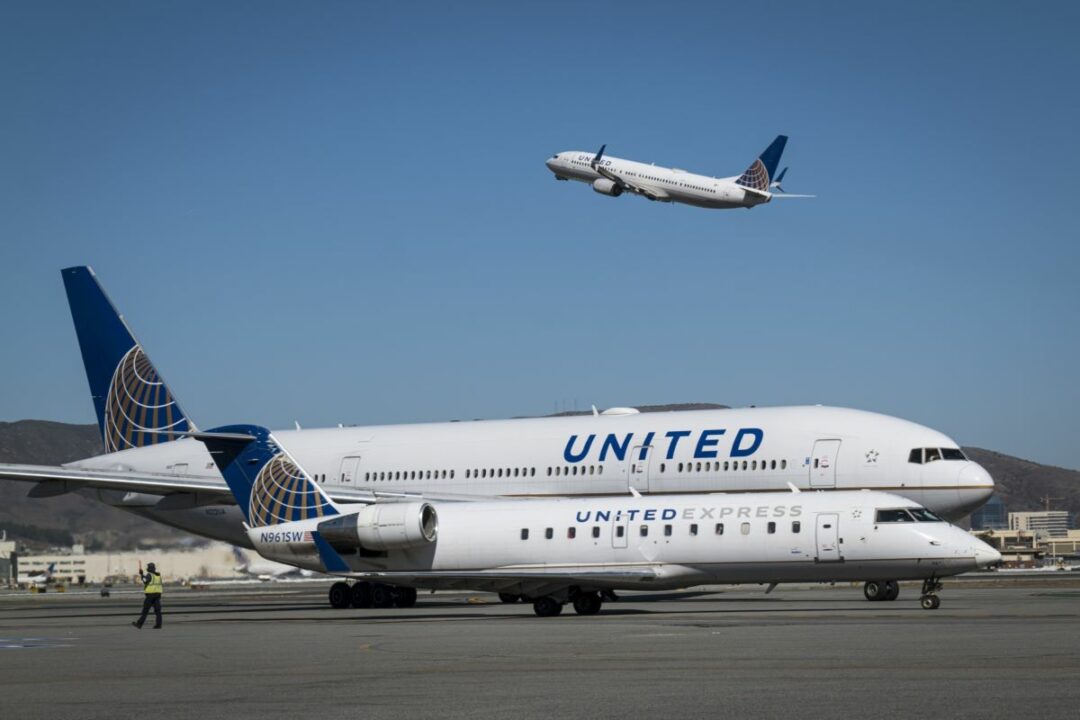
[627,445,652,493]
[809,439,841,488]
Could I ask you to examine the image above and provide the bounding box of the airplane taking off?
[545,135,813,209]
[0,268,993,568]
[195,424,1001,616]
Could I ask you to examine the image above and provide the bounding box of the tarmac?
[2,578,1079,720]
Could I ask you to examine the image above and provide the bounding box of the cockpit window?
[875,509,915,523]
[909,447,967,464]
[908,508,944,522]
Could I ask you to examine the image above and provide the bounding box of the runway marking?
[0,637,75,649]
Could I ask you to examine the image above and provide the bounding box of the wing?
[0,463,494,508]
[594,165,671,201]
[334,565,663,596]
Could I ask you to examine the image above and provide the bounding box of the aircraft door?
[815,513,842,562]
[339,456,363,484]
[627,445,652,493]
[809,440,840,488]
[612,517,629,549]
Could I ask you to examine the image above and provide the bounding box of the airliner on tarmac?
[193,424,1001,616]
[0,268,993,581]
[545,135,813,209]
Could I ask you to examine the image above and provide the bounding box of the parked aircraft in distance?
[545,135,813,209]
[195,424,1001,616]
[0,267,994,608]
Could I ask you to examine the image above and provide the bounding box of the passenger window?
[520,529,529,540]
[640,525,649,537]
[771,460,776,470]
[592,526,600,538]
[690,523,698,536]
[767,522,776,534]
[678,462,684,472]
[660,463,666,472]
[752,460,757,470]
[616,526,625,538]
[664,524,672,537]
[598,466,603,475]
[724,461,729,471]
[740,522,751,535]
[545,528,553,540]
[781,459,787,469]
[792,521,801,533]
[715,523,724,535]
[567,527,576,539]
[813,458,819,468]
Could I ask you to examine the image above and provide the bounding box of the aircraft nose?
[959,462,994,504]
[974,541,1002,569]
[545,158,557,171]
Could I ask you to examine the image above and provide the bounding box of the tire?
[393,587,418,608]
[930,595,941,609]
[328,582,351,609]
[533,597,563,617]
[371,583,395,609]
[921,595,938,610]
[884,581,900,601]
[498,592,521,604]
[572,592,603,616]
[863,581,884,601]
[350,581,373,609]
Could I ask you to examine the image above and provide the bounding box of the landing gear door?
[815,513,842,562]
[809,440,840,488]
[627,445,652,493]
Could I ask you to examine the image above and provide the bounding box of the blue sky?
[2,1,1078,469]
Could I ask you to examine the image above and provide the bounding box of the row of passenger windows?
[350,459,792,483]
[520,520,802,541]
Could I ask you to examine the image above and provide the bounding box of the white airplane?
[545,135,813,209]
[194,425,1001,616]
[0,268,994,600]
[19,562,56,589]
[230,546,318,582]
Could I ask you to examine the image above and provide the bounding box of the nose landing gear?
[919,577,943,610]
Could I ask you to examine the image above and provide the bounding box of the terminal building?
[970,495,1007,530]
[14,543,246,586]
[1008,511,1072,538]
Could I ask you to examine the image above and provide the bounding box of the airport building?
[16,542,245,586]
[970,495,1007,530]
[0,537,16,587]
[1008,511,1072,538]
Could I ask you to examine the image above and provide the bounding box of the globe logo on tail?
[249,450,336,527]
[735,158,770,192]
[103,345,191,452]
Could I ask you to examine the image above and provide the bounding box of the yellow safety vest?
[145,572,163,595]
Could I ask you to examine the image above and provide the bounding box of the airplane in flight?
[544,135,813,210]
[194,424,1001,616]
[0,267,994,606]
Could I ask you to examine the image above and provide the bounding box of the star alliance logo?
[865,450,879,464]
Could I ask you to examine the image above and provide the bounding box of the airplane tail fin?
[193,425,339,527]
[736,135,788,192]
[61,266,195,452]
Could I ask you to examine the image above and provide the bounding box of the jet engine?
[591,178,623,197]
[317,502,438,551]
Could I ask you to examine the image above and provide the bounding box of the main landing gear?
[863,580,900,602]
[328,581,417,610]
[530,589,604,618]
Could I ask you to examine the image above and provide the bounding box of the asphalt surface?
[1,579,1079,719]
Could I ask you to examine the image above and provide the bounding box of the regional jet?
[194,424,1001,616]
[545,135,813,209]
[0,267,994,608]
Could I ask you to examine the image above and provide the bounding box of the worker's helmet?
[147,562,156,572]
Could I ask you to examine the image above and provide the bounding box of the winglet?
[591,144,606,167]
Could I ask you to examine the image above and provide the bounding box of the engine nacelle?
[591,178,623,197]
[317,502,438,551]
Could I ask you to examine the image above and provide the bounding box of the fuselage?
[254,491,1002,591]
[545,151,768,209]
[67,406,995,545]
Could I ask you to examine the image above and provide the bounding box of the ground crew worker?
[131,561,163,629]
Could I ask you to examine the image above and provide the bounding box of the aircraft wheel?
[572,592,603,616]
[371,583,395,608]
[533,597,563,617]
[920,594,941,610]
[350,581,373,609]
[328,581,351,609]
[498,592,521,604]
[884,581,900,601]
[863,581,885,601]
[393,587,418,608]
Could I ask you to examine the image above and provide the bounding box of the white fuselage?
[66,406,995,546]
[545,151,768,209]
[254,491,1001,592]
